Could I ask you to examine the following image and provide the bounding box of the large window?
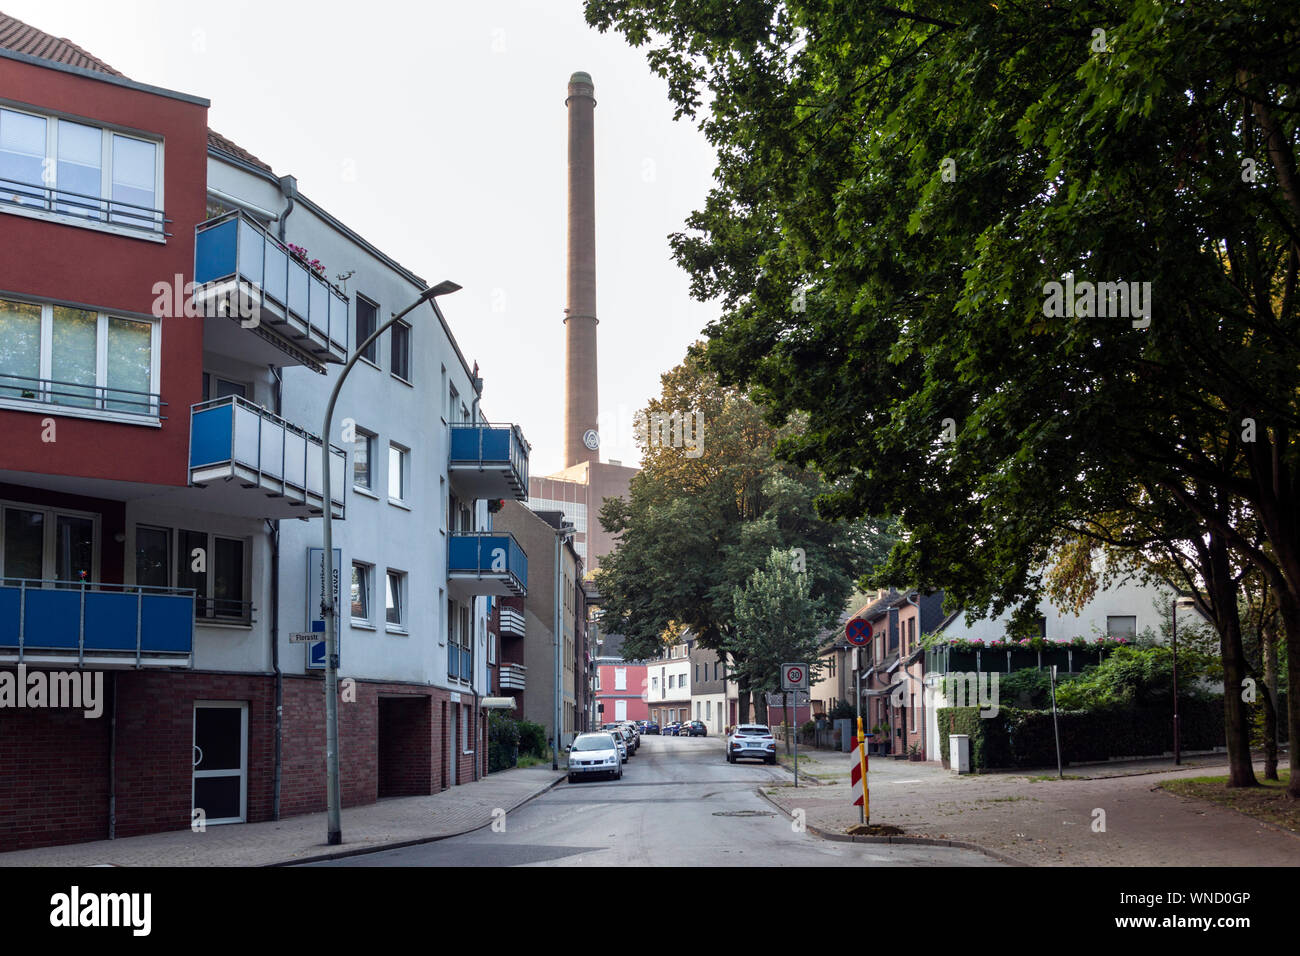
[355,295,378,363]
[0,297,158,418]
[388,443,407,502]
[351,562,372,622]
[353,428,375,491]
[385,569,405,628]
[1106,615,1138,640]
[2,503,98,586]
[135,526,249,622]
[391,320,411,382]
[0,107,162,233]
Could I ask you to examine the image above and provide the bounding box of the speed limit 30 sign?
[781,662,809,692]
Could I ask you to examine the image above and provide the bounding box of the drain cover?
[712,809,777,817]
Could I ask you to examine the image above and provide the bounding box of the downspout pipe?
[905,591,925,760]
[277,175,297,241]
[269,364,284,819]
[108,671,117,839]
[470,378,483,781]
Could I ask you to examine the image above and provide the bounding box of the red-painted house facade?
[594,661,648,725]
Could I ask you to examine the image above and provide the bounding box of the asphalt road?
[308,734,997,867]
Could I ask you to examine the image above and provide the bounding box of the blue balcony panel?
[0,580,194,667]
[194,211,349,371]
[447,532,527,599]
[448,423,530,501]
[190,395,345,520]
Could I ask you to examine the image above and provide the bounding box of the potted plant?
[286,242,327,279]
[907,742,924,761]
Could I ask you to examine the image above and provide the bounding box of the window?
[448,384,458,423]
[694,663,699,682]
[0,297,158,418]
[0,107,163,234]
[353,429,375,490]
[2,503,98,586]
[388,443,407,502]
[651,676,658,692]
[201,373,247,402]
[615,699,627,721]
[828,656,836,678]
[351,562,372,621]
[385,569,404,627]
[391,320,411,382]
[488,632,496,665]
[1106,616,1137,640]
[355,295,378,363]
[135,526,170,588]
[1037,615,1048,638]
[165,528,249,623]
[614,668,626,691]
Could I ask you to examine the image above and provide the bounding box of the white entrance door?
[193,702,247,824]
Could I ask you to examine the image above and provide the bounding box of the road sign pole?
[792,690,798,787]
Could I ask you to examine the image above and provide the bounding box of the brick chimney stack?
[564,71,599,468]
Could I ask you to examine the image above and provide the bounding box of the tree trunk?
[1263,615,1280,780]
[1208,532,1257,788]
[737,675,751,725]
[754,691,769,725]
[1279,596,1300,798]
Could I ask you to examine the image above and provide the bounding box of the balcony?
[448,424,530,501]
[194,211,349,371]
[0,177,168,236]
[190,395,345,519]
[447,532,527,599]
[499,606,525,638]
[499,662,526,691]
[0,579,193,667]
[447,642,473,683]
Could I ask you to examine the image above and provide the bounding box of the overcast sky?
[8,0,719,476]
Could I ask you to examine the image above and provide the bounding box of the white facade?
[202,153,494,698]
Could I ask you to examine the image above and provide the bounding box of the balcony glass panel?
[287,258,309,318]
[264,240,287,305]
[0,580,194,657]
[239,218,263,287]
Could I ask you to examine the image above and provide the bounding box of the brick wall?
[1,667,490,852]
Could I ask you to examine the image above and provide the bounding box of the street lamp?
[1170,592,1198,766]
[319,279,461,846]
[552,520,576,769]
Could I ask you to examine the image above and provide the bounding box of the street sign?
[845,617,872,646]
[288,632,316,643]
[306,547,342,670]
[781,662,809,692]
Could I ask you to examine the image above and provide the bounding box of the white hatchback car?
[567,732,623,783]
[726,724,777,764]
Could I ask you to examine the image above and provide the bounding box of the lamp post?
[1170,593,1197,767]
[319,279,461,846]
[552,520,576,769]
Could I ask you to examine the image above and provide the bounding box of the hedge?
[937,696,1227,769]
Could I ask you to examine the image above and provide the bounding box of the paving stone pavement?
[764,747,1300,866]
[0,766,565,867]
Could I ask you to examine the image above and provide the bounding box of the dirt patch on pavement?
[1161,771,1299,834]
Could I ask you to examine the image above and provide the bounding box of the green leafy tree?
[595,349,890,720]
[585,0,1300,793]
[727,547,837,731]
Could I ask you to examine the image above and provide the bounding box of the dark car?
[643,721,660,735]
[662,722,681,736]
[685,720,707,737]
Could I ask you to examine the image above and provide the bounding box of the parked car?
[566,732,623,782]
[602,723,636,755]
[643,721,660,735]
[727,724,776,764]
[685,720,707,737]
[620,722,641,748]
[611,727,631,761]
[662,722,681,736]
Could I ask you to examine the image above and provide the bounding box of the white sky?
[8,0,719,475]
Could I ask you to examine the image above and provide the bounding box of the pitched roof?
[0,11,123,75]
[0,11,274,173]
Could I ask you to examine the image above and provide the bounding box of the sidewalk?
[764,747,1300,866]
[0,766,565,867]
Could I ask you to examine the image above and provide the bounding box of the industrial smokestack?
[564,70,599,468]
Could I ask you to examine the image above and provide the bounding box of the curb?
[267,772,568,867]
[756,787,1027,866]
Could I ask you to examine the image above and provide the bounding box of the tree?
[586,0,1300,793]
[727,547,837,733]
[594,348,890,721]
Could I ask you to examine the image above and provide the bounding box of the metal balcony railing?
[189,394,345,519]
[499,663,526,691]
[498,606,526,637]
[448,423,530,500]
[0,371,163,418]
[0,176,169,234]
[447,532,527,598]
[0,578,193,666]
[195,210,348,368]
